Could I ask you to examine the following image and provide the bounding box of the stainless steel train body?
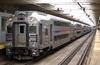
[6,11,91,59]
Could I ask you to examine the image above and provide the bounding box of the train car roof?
[16,11,72,22]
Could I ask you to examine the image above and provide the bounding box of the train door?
[39,23,42,44]
[49,24,53,48]
[39,20,52,48]
[12,22,28,47]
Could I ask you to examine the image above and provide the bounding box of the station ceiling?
[0,0,100,26]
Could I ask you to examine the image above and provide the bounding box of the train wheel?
[31,49,40,57]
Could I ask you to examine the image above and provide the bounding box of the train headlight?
[6,49,11,52]
[6,48,12,55]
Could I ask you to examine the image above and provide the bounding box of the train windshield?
[29,26,36,33]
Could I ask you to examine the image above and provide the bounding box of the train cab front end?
[6,22,39,60]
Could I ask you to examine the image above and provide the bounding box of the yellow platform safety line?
[0,42,6,49]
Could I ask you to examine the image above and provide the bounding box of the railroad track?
[62,31,95,65]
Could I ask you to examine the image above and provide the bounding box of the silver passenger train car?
[6,11,91,59]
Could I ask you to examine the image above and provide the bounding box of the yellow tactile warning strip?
[0,42,5,49]
[89,30,100,65]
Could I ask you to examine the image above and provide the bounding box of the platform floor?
[89,30,100,65]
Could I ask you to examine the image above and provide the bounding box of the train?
[5,11,91,60]
[0,12,13,54]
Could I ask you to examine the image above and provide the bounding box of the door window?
[45,28,48,35]
[20,25,24,33]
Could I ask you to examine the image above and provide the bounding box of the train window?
[54,20,70,27]
[18,17,25,20]
[66,22,70,27]
[54,21,60,26]
[29,26,36,33]
[54,34,69,41]
[77,31,81,34]
[20,26,24,33]
[45,28,48,35]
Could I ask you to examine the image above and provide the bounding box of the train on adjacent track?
[6,11,91,60]
[0,12,13,54]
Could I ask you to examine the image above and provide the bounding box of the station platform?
[89,30,100,65]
